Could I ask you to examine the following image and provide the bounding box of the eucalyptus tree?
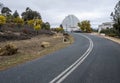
[111,1,120,36]
[21,7,41,21]
[1,7,12,16]
[13,10,19,18]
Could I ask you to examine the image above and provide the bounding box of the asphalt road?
[0,33,120,83]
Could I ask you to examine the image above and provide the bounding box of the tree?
[78,20,92,33]
[33,19,42,34]
[6,15,14,23]
[111,1,120,37]
[21,7,41,21]
[13,10,19,18]
[41,22,50,30]
[13,17,24,28]
[60,24,63,28]
[27,19,34,26]
[45,22,50,30]
[26,7,31,12]
[0,15,6,30]
[1,7,13,23]
[1,7,12,16]
[55,27,64,33]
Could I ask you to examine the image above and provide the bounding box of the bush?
[100,28,118,37]
[27,20,34,26]
[108,33,117,37]
[0,15,6,30]
[0,43,18,56]
[53,27,64,33]
[13,17,24,25]
[0,15,6,25]
[22,28,29,34]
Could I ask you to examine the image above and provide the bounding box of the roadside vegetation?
[100,1,120,38]
[0,3,73,70]
[78,20,92,33]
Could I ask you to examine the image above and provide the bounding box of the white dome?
[62,15,80,31]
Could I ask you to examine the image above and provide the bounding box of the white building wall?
[98,22,114,33]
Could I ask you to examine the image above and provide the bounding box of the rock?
[0,32,4,35]
[5,31,12,34]
[41,42,50,48]
[63,33,72,43]
[100,33,105,36]
[13,32,21,36]
[0,43,18,56]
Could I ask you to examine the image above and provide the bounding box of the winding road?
[0,33,120,83]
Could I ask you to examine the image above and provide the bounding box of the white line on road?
[50,33,94,83]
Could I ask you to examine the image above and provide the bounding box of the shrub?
[54,27,64,33]
[34,24,41,30]
[22,28,29,34]
[27,20,34,26]
[0,15,6,30]
[0,15,6,25]
[0,43,18,56]
[100,28,118,37]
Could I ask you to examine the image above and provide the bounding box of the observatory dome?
[62,15,80,31]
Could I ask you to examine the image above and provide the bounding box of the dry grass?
[0,34,74,71]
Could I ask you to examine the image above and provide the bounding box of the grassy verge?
[0,36,74,71]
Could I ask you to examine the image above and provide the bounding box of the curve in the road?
[50,33,94,83]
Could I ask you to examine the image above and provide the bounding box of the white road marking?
[50,33,94,83]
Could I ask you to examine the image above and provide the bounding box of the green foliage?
[113,23,120,37]
[6,15,14,23]
[111,1,120,37]
[27,19,42,31]
[92,29,98,32]
[1,7,12,23]
[33,19,42,31]
[41,22,50,30]
[78,20,92,33]
[13,17,24,26]
[0,15,6,30]
[21,7,41,21]
[53,27,64,33]
[13,10,19,18]
[100,28,118,37]
[0,6,52,33]
[60,24,63,28]
[34,19,42,25]
[27,19,34,26]
[0,15,6,25]
[1,7,12,16]
[34,24,41,30]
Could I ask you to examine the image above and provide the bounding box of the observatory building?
[62,15,80,31]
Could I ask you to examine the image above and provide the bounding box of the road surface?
[0,33,120,83]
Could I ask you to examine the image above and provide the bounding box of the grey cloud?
[0,0,118,28]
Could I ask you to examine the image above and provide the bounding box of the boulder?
[13,32,21,36]
[0,32,4,35]
[41,42,50,48]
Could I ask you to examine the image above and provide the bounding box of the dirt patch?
[102,36,120,44]
[0,34,73,70]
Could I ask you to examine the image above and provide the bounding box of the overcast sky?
[0,0,118,29]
